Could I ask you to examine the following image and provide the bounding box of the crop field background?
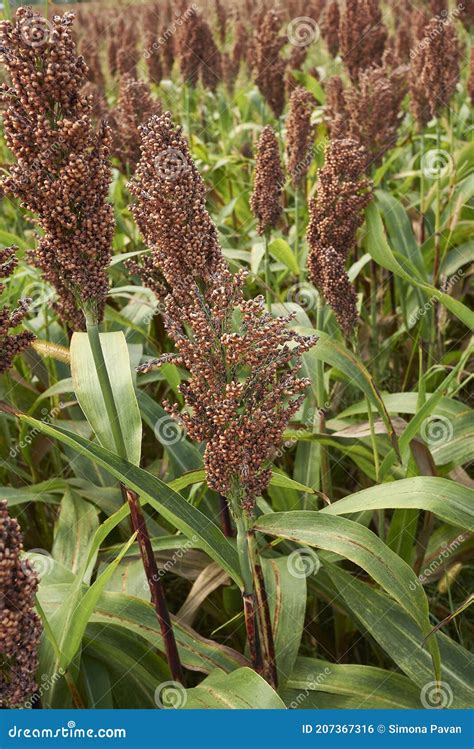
[0,0,473,712]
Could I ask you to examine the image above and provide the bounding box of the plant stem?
[366,396,380,485]
[232,509,262,673]
[294,188,300,272]
[120,485,183,683]
[218,494,234,537]
[433,121,442,289]
[264,230,272,310]
[420,132,425,244]
[315,304,331,499]
[247,527,278,689]
[84,311,183,684]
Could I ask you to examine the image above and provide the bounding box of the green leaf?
[37,531,135,707]
[18,415,242,586]
[316,563,472,708]
[268,238,299,275]
[321,477,474,531]
[262,556,306,687]
[302,329,401,459]
[365,202,474,329]
[70,332,142,465]
[40,583,247,675]
[0,229,29,250]
[52,490,99,581]
[254,511,441,680]
[269,471,316,495]
[284,656,422,708]
[375,191,426,279]
[177,667,287,709]
[82,627,168,708]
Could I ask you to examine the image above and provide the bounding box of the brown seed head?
[307,138,372,336]
[131,113,316,511]
[0,8,114,329]
[286,87,315,188]
[339,0,387,80]
[0,246,34,375]
[0,500,42,708]
[320,0,340,57]
[110,74,161,172]
[419,18,460,119]
[250,125,284,235]
[253,9,287,118]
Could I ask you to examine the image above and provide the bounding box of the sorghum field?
[0,0,473,712]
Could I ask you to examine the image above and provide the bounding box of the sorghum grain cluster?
[307,139,372,336]
[111,73,161,172]
[0,9,114,329]
[252,9,287,118]
[130,113,316,511]
[0,501,41,708]
[250,126,284,235]
[0,247,34,375]
[338,0,387,80]
[286,87,315,189]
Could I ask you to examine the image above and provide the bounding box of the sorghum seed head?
[286,87,315,188]
[0,500,42,708]
[0,8,114,329]
[250,125,284,235]
[0,246,34,375]
[307,138,372,336]
[131,113,316,511]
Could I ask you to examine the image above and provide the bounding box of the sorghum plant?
[252,9,287,118]
[250,125,284,236]
[286,87,315,190]
[0,246,34,375]
[250,125,284,306]
[0,501,41,708]
[0,7,183,685]
[130,111,316,686]
[326,63,408,168]
[307,138,372,337]
[419,18,461,120]
[0,8,114,330]
[320,0,340,58]
[338,0,387,80]
[111,73,161,173]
